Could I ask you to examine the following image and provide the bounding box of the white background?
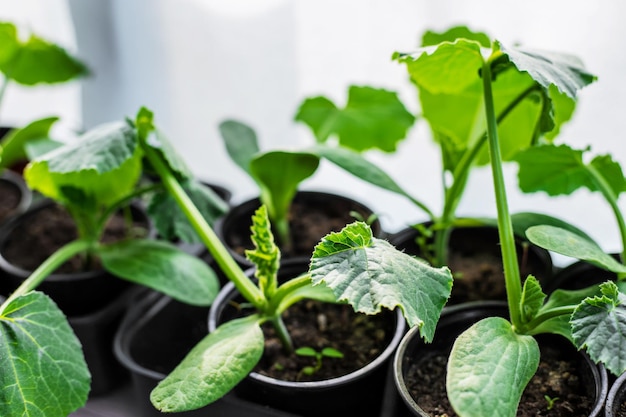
[1,0,625,266]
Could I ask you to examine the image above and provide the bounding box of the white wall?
[2,0,626,264]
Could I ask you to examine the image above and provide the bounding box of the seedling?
[0,116,227,416]
[544,395,560,411]
[295,346,344,378]
[219,85,414,252]
[297,26,583,267]
[395,28,626,417]
[131,108,453,413]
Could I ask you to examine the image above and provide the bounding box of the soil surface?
[1,202,150,273]
[225,195,380,260]
[395,227,551,305]
[0,179,21,224]
[404,339,595,416]
[222,298,396,382]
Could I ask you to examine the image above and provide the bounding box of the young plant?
[219,85,415,251]
[0,116,62,173]
[295,346,344,378]
[0,117,226,416]
[296,26,584,267]
[0,21,88,115]
[399,30,626,417]
[133,108,453,413]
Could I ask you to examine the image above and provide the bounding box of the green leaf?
[24,121,142,207]
[312,144,415,200]
[447,317,540,417]
[0,292,90,417]
[421,25,491,48]
[0,116,58,170]
[515,144,599,196]
[321,347,344,358]
[500,42,597,99]
[571,281,626,376]
[250,150,319,235]
[510,212,594,242]
[144,126,193,180]
[520,275,546,324]
[151,315,264,412]
[295,347,317,357]
[220,120,260,176]
[309,222,453,342]
[0,22,19,65]
[147,179,228,243]
[245,205,280,297]
[296,86,415,152]
[526,225,626,273]
[0,24,88,85]
[99,239,219,306]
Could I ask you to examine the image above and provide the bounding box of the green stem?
[270,273,314,312]
[267,315,293,353]
[482,56,523,329]
[587,164,626,264]
[140,143,265,308]
[524,306,576,334]
[1,239,92,311]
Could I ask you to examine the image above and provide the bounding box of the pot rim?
[605,368,626,416]
[393,300,608,417]
[0,170,32,218]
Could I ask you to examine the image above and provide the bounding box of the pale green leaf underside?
[146,127,193,179]
[0,292,90,417]
[526,225,626,273]
[219,119,260,176]
[520,275,545,324]
[447,317,540,417]
[500,43,596,99]
[571,282,626,376]
[151,315,264,412]
[309,222,452,342]
[0,116,58,170]
[24,122,142,206]
[99,239,219,306]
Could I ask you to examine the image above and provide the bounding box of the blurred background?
[1,0,625,265]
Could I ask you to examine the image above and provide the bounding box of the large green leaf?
[0,292,90,417]
[250,150,319,229]
[500,42,597,99]
[571,281,626,376]
[515,144,626,197]
[147,179,228,243]
[24,121,142,207]
[99,239,220,306]
[509,211,594,242]
[421,25,491,48]
[0,22,88,85]
[526,225,626,274]
[309,222,452,342]
[219,119,260,176]
[447,317,540,417]
[0,116,58,170]
[151,315,264,412]
[295,85,415,152]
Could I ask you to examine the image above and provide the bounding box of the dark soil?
[394,227,551,305]
[618,401,626,417]
[1,202,150,273]
[0,179,21,223]
[226,194,380,259]
[223,299,395,382]
[404,340,595,416]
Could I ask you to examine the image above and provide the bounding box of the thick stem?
[1,239,92,311]
[140,144,265,308]
[524,305,576,334]
[482,58,523,329]
[267,315,293,353]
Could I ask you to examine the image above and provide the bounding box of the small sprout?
[349,210,379,226]
[295,346,344,378]
[544,395,560,410]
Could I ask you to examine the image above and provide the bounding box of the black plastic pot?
[605,370,626,416]
[0,170,32,226]
[389,225,553,304]
[114,289,300,417]
[0,199,153,395]
[390,301,608,417]
[208,259,406,417]
[215,190,385,267]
